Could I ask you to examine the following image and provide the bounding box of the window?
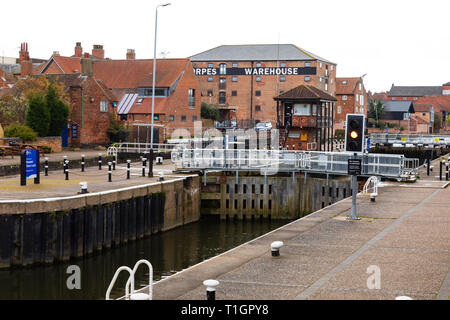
[256,76,262,82]
[100,100,108,112]
[232,62,238,68]
[359,83,362,90]
[355,107,359,113]
[231,90,237,96]
[181,115,186,122]
[280,62,286,67]
[342,95,347,101]
[403,113,410,120]
[188,88,195,108]
[342,80,347,85]
[319,62,323,68]
[312,104,317,115]
[294,104,311,116]
[219,78,226,90]
[169,115,174,121]
[280,76,286,82]
[337,106,342,114]
[256,62,262,67]
[136,98,143,104]
[325,83,328,91]
[232,76,238,82]
[255,105,261,111]
[208,63,213,68]
[305,62,311,67]
[413,97,418,101]
[356,95,359,103]
[153,114,159,121]
[331,65,334,70]
[219,63,227,75]
[360,94,364,106]
[422,112,426,116]
[208,76,213,82]
[143,88,165,96]
[192,115,198,122]
[255,90,261,96]
[305,76,311,82]
[219,92,226,104]
[207,90,213,96]
[319,77,322,83]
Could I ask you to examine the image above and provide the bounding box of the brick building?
[334,77,367,131]
[274,84,336,151]
[190,44,337,127]
[36,42,201,142]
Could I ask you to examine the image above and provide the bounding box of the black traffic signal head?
[345,114,365,153]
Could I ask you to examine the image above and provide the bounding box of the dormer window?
[136,98,143,104]
[141,87,167,97]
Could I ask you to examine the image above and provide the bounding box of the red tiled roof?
[417,96,450,112]
[274,84,337,101]
[128,97,168,114]
[92,58,189,89]
[336,77,359,95]
[413,103,432,112]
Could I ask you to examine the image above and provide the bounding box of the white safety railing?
[109,142,178,154]
[370,133,450,147]
[362,176,379,196]
[172,148,419,178]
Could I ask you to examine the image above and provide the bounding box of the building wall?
[334,79,367,131]
[192,60,336,125]
[69,77,112,146]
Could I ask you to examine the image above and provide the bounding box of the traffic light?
[345,114,365,153]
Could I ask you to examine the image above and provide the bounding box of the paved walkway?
[137,155,449,300]
[0,158,177,200]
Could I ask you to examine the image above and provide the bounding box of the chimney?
[92,44,104,59]
[19,42,30,63]
[126,49,136,60]
[19,42,32,77]
[81,52,93,77]
[74,42,83,57]
[53,51,60,56]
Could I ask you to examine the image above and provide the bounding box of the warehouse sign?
[194,67,316,76]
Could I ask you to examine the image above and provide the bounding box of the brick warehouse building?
[190,44,337,127]
[334,77,367,131]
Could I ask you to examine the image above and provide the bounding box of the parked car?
[254,122,272,132]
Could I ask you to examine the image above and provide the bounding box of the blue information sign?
[26,150,38,179]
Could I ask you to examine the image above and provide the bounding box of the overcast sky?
[1,0,449,92]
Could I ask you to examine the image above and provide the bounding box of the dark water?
[0,217,289,300]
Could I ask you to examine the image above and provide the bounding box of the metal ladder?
[105,259,154,300]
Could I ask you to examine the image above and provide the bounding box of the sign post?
[20,149,40,186]
[347,154,361,220]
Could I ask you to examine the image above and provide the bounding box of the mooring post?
[81,154,85,172]
[203,280,219,301]
[98,153,102,170]
[446,161,449,181]
[65,160,69,180]
[439,156,443,180]
[63,155,67,174]
[108,162,112,182]
[127,160,131,180]
[45,157,49,176]
[113,154,117,170]
[142,156,147,177]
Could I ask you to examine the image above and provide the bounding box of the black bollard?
[446,162,449,181]
[148,149,154,178]
[127,160,131,180]
[98,153,102,170]
[440,157,443,181]
[81,154,85,172]
[108,162,112,182]
[45,157,49,176]
[65,160,69,180]
[142,157,146,177]
[63,156,67,174]
[113,154,116,171]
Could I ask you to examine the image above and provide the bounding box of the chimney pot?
[74,42,83,58]
[126,49,136,60]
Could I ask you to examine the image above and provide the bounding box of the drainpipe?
[81,87,84,128]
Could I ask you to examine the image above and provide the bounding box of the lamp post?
[149,2,171,177]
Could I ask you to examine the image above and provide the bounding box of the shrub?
[201,102,221,121]
[4,123,38,142]
[25,94,50,136]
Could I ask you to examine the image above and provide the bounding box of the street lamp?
[149,2,171,177]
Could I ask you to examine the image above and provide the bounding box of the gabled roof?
[382,100,414,113]
[413,103,433,112]
[389,85,442,97]
[274,84,337,101]
[37,55,82,74]
[190,44,335,64]
[92,58,189,89]
[336,77,360,95]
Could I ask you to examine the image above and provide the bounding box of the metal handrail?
[111,142,178,154]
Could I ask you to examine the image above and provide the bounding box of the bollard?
[65,160,69,180]
[113,154,116,171]
[81,154,85,172]
[79,182,88,194]
[63,156,67,174]
[203,280,219,301]
[142,157,146,177]
[446,162,449,181]
[156,156,163,165]
[127,160,131,180]
[108,162,112,182]
[159,172,164,181]
[370,193,377,202]
[439,157,443,180]
[98,153,102,170]
[271,241,284,257]
[45,157,49,176]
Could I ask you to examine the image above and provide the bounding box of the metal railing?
[171,148,419,178]
[109,142,177,154]
[370,133,450,147]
